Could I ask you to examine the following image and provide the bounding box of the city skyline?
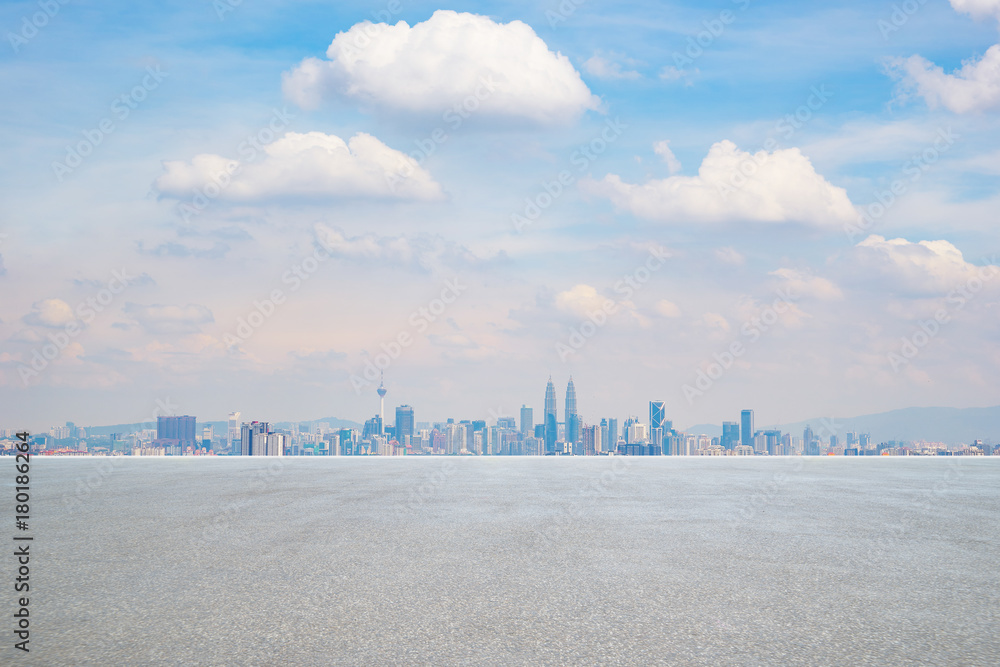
[8,368,1000,440]
[10,373,998,453]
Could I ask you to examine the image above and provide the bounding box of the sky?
[2,0,999,432]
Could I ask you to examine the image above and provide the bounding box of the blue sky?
[2,0,1000,432]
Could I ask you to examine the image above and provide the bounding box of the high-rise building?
[395,406,414,444]
[339,428,355,455]
[721,421,740,450]
[265,432,286,456]
[607,418,618,449]
[764,429,782,455]
[362,415,383,440]
[741,410,754,447]
[544,377,557,453]
[803,425,820,455]
[520,405,533,436]
[496,417,516,430]
[565,378,579,444]
[156,415,197,454]
[627,422,647,444]
[650,427,663,453]
[239,421,269,456]
[580,424,602,455]
[228,411,241,452]
[649,401,665,432]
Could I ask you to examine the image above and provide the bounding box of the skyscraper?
[228,411,241,453]
[156,415,197,454]
[721,421,740,450]
[520,405,533,436]
[239,421,268,456]
[565,377,579,444]
[607,418,618,449]
[395,405,414,445]
[362,415,383,440]
[741,410,754,447]
[649,401,665,432]
[544,377,557,453]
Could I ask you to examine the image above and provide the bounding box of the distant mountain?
[681,423,722,438]
[681,406,1000,446]
[273,417,364,431]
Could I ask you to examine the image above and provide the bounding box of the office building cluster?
[3,376,997,457]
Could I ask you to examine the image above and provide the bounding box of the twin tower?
[543,376,579,451]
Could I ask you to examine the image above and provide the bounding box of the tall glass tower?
[741,409,754,447]
[565,377,579,444]
[395,405,414,444]
[520,405,533,436]
[544,377,557,454]
[649,401,665,431]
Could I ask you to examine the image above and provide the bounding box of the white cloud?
[769,268,844,301]
[655,300,681,317]
[950,0,1000,22]
[714,247,745,265]
[652,140,682,174]
[887,1,1000,113]
[155,131,443,204]
[23,299,75,328]
[313,224,489,272]
[554,284,614,318]
[696,312,731,340]
[888,46,1000,114]
[583,52,641,80]
[582,140,856,227]
[282,10,600,124]
[659,66,698,85]
[124,303,214,335]
[844,235,998,296]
